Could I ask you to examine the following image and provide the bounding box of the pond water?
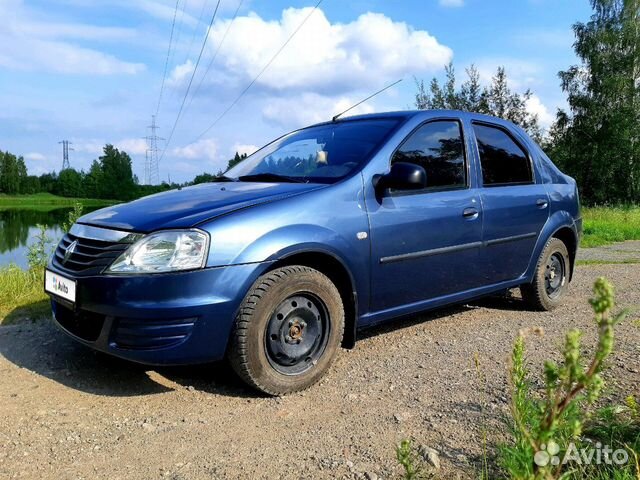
[0,207,100,269]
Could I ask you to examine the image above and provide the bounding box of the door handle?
[536,198,549,209]
[463,207,479,219]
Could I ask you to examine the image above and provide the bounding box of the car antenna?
[331,78,403,122]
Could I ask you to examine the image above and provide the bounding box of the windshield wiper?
[238,173,305,183]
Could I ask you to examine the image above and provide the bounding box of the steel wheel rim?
[545,252,566,299]
[265,293,330,375]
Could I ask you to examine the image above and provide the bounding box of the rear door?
[367,119,484,313]
[471,122,549,283]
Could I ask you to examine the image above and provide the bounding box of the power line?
[167,0,188,73]
[185,0,244,114]
[159,0,223,163]
[155,0,181,117]
[193,0,324,142]
[182,0,211,68]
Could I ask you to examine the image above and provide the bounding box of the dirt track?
[1,263,638,479]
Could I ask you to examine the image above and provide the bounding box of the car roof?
[310,109,519,130]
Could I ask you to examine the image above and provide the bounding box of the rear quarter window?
[473,123,533,186]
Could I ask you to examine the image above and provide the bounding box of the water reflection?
[0,208,92,269]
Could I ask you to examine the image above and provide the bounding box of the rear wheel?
[521,237,570,311]
[228,266,344,395]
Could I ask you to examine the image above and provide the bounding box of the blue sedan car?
[46,110,581,395]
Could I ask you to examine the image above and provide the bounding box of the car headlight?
[106,229,210,274]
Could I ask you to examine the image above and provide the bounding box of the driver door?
[367,119,484,313]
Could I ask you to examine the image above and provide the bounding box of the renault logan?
[46,110,581,395]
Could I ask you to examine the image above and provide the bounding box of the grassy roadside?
[0,208,86,326]
[582,206,640,248]
[0,192,117,208]
[0,265,49,325]
[576,259,640,266]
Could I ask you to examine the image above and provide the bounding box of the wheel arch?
[268,250,358,349]
[551,226,578,281]
[527,210,580,283]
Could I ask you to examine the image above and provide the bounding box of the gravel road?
[577,240,640,263]
[1,262,638,480]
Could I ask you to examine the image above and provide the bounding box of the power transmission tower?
[59,140,73,170]
[144,150,150,187]
[144,115,164,185]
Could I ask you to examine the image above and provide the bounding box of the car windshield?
[226,118,402,183]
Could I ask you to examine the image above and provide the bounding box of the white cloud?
[171,138,220,163]
[168,60,195,87]
[24,152,46,161]
[200,8,452,94]
[439,0,464,7]
[116,138,148,156]
[73,141,104,156]
[526,94,555,128]
[74,138,148,156]
[262,93,376,128]
[0,1,145,75]
[21,22,138,42]
[475,59,543,90]
[232,144,260,157]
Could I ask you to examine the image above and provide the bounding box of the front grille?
[53,301,106,342]
[53,232,131,276]
[113,317,196,350]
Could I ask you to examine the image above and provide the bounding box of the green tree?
[55,168,84,197]
[548,0,640,205]
[98,144,136,200]
[192,173,218,184]
[226,152,248,171]
[0,151,21,194]
[83,160,103,198]
[38,172,57,193]
[16,156,27,193]
[415,64,542,141]
[21,176,41,194]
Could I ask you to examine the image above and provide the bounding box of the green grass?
[0,265,49,325]
[565,402,640,480]
[576,259,640,266]
[582,206,640,248]
[0,192,117,207]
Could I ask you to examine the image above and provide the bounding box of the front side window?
[473,123,533,186]
[226,119,401,183]
[391,120,466,190]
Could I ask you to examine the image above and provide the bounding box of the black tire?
[521,237,570,311]
[228,266,344,395]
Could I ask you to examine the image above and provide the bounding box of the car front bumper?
[47,261,268,365]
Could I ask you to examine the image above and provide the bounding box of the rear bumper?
[48,262,269,365]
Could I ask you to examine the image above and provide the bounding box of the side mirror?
[374,162,427,191]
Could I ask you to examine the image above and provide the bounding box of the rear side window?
[473,123,532,186]
[392,120,466,190]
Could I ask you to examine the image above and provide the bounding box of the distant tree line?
[415,64,543,142]
[415,0,639,205]
[0,146,249,201]
[545,0,639,205]
[192,152,248,185]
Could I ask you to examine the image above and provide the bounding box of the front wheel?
[228,266,344,395]
[521,237,570,311]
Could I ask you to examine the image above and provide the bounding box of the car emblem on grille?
[63,240,78,264]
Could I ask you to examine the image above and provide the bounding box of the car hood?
[78,182,325,232]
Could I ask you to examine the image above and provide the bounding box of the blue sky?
[0,0,593,183]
